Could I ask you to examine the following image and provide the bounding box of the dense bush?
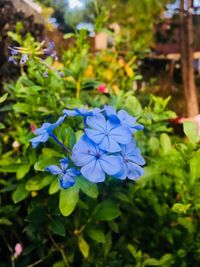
[0,29,200,267]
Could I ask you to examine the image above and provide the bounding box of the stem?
[50,134,71,153]
[48,232,70,267]
[76,79,81,99]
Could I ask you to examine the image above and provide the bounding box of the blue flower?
[104,105,143,133]
[71,135,123,183]
[8,46,18,55]
[8,56,17,64]
[45,157,80,189]
[30,116,65,148]
[85,113,132,153]
[44,41,58,60]
[20,54,28,65]
[63,107,101,117]
[115,141,145,180]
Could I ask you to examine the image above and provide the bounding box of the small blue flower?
[43,70,49,77]
[30,116,65,148]
[8,46,18,55]
[44,42,58,60]
[85,113,132,153]
[45,157,80,189]
[115,141,145,180]
[8,56,17,64]
[72,135,123,183]
[20,54,28,65]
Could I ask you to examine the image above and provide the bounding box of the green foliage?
[1,27,200,267]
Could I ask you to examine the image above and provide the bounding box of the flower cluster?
[8,41,58,77]
[31,106,145,189]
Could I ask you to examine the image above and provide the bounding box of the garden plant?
[0,20,200,267]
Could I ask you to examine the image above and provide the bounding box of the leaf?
[26,175,54,191]
[78,236,90,258]
[42,148,62,158]
[183,121,198,143]
[0,218,12,225]
[0,164,21,173]
[143,258,160,266]
[49,218,66,236]
[189,151,200,183]
[12,183,29,203]
[159,254,173,265]
[0,93,8,104]
[34,157,60,171]
[86,227,105,243]
[0,123,5,129]
[59,187,79,216]
[172,203,191,214]
[16,164,30,179]
[13,103,31,115]
[76,176,98,199]
[160,133,171,154]
[53,261,65,267]
[49,179,60,195]
[104,232,112,257]
[93,200,121,221]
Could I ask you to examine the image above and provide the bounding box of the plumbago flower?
[31,105,145,189]
[45,158,80,189]
[71,135,123,182]
[30,115,66,148]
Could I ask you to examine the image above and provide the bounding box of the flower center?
[95,153,100,159]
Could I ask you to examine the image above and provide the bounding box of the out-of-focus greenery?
[0,18,200,267]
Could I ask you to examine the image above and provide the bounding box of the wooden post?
[179,0,199,116]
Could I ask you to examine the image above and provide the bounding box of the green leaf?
[49,179,60,195]
[172,203,191,214]
[86,227,105,243]
[13,103,31,115]
[0,93,8,103]
[0,123,5,129]
[16,164,30,179]
[76,176,98,199]
[159,254,173,265]
[160,133,171,154]
[0,218,12,225]
[34,157,60,171]
[0,164,20,173]
[143,258,160,266]
[25,175,54,191]
[53,261,65,267]
[49,218,66,236]
[42,148,62,158]
[93,200,121,221]
[59,187,79,216]
[78,236,90,258]
[189,151,200,183]
[183,121,198,143]
[12,183,29,203]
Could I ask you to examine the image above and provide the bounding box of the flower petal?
[59,174,76,189]
[127,162,144,180]
[81,159,105,183]
[45,165,62,175]
[100,154,123,176]
[86,114,106,132]
[59,157,69,170]
[109,125,132,144]
[30,133,49,147]
[72,136,96,166]
[85,129,105,144]
[99,136,121,152]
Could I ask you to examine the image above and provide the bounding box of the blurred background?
[1,0,200,116]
